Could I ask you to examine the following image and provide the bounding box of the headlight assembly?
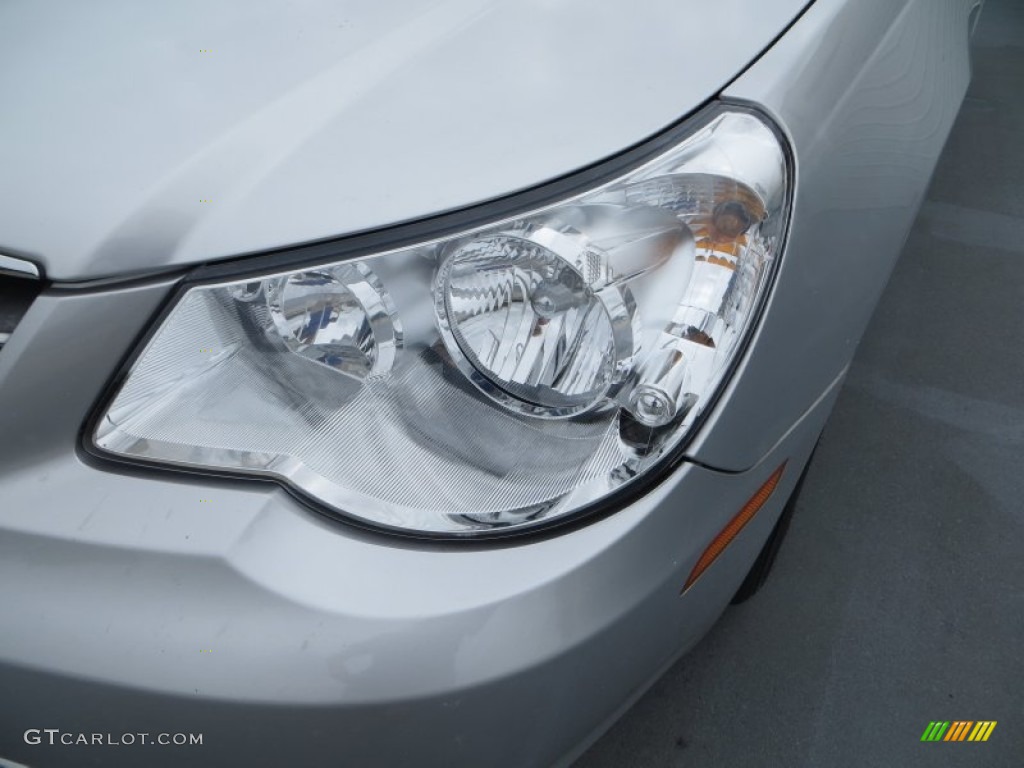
[91,105,791,537]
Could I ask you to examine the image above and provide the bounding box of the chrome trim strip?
[0,254,42,279]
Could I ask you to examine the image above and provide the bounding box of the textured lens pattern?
[442,235,615,410]
[268,271,376,376]
[99,288,622,530]
[266,263,399,379]
[95,108,789,535]
[625,173,766,224]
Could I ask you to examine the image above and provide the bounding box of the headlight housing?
[92,104,791,537]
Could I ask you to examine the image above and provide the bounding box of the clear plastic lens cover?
[94,106,790,536]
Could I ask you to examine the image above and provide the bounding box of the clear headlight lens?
[263,263,402,379]
[93,106,790,536]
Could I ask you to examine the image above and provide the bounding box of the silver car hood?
[0,0,806,281]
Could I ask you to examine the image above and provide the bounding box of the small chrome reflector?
[0,254,41,279]
[682,462,787,593]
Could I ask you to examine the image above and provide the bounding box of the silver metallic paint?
[0,0,807,281]
[693,0,982,470]
[0,0,979,765]
[0,298,834,764]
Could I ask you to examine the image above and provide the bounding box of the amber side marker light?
[682,462,787,593]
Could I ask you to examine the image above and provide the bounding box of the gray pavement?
[577,1,1024,766]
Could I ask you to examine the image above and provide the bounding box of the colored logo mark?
[921,721,996,742]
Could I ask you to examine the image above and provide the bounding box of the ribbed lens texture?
[265,263,399,379]
[98,288,621,530]
[95,108,790,535]
[442,235,614,409]
[267,271,375,377]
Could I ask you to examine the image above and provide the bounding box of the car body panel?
[0,319,836,766]
[0,0,807,281]
[0,0,981,765]
[689,0,980,470]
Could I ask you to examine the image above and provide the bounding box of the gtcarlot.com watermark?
[24,729,202,747]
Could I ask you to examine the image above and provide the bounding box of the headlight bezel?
[82,100,794,542]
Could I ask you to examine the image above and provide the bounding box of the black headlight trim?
[81,99,794,544]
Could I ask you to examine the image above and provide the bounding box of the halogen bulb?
[711,200,756,239]
[627,336,697,427]
[266,263,399,379]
